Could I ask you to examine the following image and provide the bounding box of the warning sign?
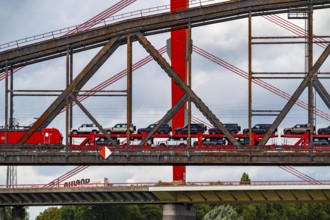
[99,146,111,159]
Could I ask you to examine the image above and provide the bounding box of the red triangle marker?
[99,146,111,159]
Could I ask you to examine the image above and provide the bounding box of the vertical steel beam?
[307,5,314,146]
[137,32,239,146]
[127,35,132,144]
[6,166,9,187]
[5,63,8,144]
[171,0,188,184]
[18,37,119,144]
[69,50,73,132]
[248,13,252,145]
[66,48,70,148]
[171,0,188,133]
[187,23,192,147]
[258,42,330,146]
[69,94,117,146]
[9,67,14,129]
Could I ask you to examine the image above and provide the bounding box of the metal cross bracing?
[2,44,330,151]
[247,5,329,147]
[0,6,328,168]
[1,0,330,165]
[2,15,330,122]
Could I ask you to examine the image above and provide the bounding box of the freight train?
[1,123,330,152]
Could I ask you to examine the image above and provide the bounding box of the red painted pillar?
[171,0,188,185]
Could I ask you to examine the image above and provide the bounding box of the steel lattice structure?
[1,0,330,165]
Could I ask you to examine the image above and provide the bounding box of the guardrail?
[0,0,219,51]
[1,180,328,189]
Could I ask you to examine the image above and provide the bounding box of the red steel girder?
[171,0,188,186]
[171,0,187,132]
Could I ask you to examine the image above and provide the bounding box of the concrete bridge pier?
[0,207,4,220]
[12,206,25,220]
[163,204,196,220]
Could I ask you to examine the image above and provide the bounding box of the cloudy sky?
[1,0,330,219]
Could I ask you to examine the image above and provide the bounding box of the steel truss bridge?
[2,181,330,206]
[1,0,330,165]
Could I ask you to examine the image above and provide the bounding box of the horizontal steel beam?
[1,0,330,71]
[1,148,330,165]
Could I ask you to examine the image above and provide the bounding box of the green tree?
[234,203,330,220]
[140,205,162,220]
[280,203,300,220]
[241,204,257,220]
[195,204,212,220]
[60,206,76,220]
[36,207,61,220]
[203,205,240,220]
[240,172,251,185]
[91,205,144,220]
[73,206,94,220]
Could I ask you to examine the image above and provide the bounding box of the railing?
[0,0,220,51]
[1,180,329,189]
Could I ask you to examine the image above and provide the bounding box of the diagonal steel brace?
[69,94,118,147]
[18,37,120,144]
[313,77,330,110]
[136,32,239,146]
[139,94,188,146]
[259,43,330,146]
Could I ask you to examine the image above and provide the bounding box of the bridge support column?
[12,206,25,220]
[0,207,4,220]
[163,204,196,220]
